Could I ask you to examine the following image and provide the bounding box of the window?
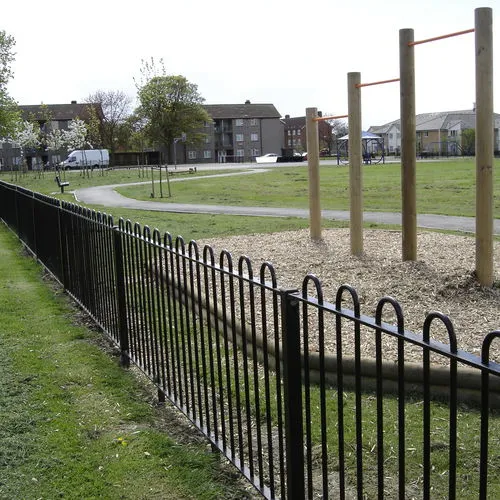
[236,134,244,142]
[250,118,257,126]
[251,148,259,156]
[204,121,211,128]
[288,130,292,135]
[424,131,429,137]
[449,130,457,137]
[251,133,259,142]
[204,150,212,159]
[389,133,393,139]
[236,149,244,157]
[205,135,211,143]
[297,129,301,136]
[235,119,244,126]
[188,151,197,159]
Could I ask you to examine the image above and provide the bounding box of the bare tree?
[324,115,348,154]
[84,90,132,154]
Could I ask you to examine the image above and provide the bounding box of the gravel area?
[199,229,500,363]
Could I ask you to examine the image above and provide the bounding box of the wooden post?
[348,72,363,255]
[475,7,494,287]
[400,28,417,261]
[306,107,322,240]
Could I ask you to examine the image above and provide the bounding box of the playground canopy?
[338,131,382,140]
[336,130,386,164]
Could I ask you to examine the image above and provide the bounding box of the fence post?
[57,202,69,290]
[31,190,38,260]
[14,185,20,237]
[113,225,130,368]
[280,288,304,499]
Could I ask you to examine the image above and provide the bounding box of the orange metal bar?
[313,114,348,122]
[355,78,400,88]
[409,28,474,46]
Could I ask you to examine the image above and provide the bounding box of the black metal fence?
[1,178,500,499]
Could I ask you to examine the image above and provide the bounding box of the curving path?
[74,164,500,235]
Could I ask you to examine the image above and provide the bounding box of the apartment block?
[186,101,283,163]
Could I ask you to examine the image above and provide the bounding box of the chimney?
[473,102,476,111]
[318,111,323,117]
[245,99,251,104]
[285,114,290,119]
[71,100,77,104]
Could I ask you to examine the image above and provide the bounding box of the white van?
[60,149,109,169]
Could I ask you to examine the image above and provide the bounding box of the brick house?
[282,112,334,154]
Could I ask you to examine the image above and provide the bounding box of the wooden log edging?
[151,265,500,408]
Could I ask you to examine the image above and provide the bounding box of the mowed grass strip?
[77,207,356,242]
[0,225,253,500]
[116,160,500,217]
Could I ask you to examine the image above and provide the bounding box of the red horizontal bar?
[313,114,348,122]
[409,28,474,46]
[355,78,400,88]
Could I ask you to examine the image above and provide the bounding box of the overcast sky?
[5,0,499,129]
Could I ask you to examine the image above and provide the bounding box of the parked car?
[255,153,279,164]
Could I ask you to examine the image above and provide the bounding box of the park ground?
[0,225,258,499]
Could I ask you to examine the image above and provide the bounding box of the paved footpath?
[74,164,500,235]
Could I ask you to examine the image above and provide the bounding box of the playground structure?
[306,7,494,287]
[335,131,386,165]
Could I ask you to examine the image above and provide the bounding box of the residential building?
[282,115,306,153]
[367,122,400,155]
[186,100,283,163]
[368,108,500,156]
[19,101,104,132]
[282,112,334,154]
[0,101,104,169]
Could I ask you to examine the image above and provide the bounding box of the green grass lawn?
[3,160,499,219]
[0,166,239,194]
[0,226,254,499]
[2,159,496,242]
[3,159,499,224]
[85,206,359,241]
[114,160,500,217]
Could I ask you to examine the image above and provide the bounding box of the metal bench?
[55,175,70,193]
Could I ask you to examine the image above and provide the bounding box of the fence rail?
[1,178,499,499]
